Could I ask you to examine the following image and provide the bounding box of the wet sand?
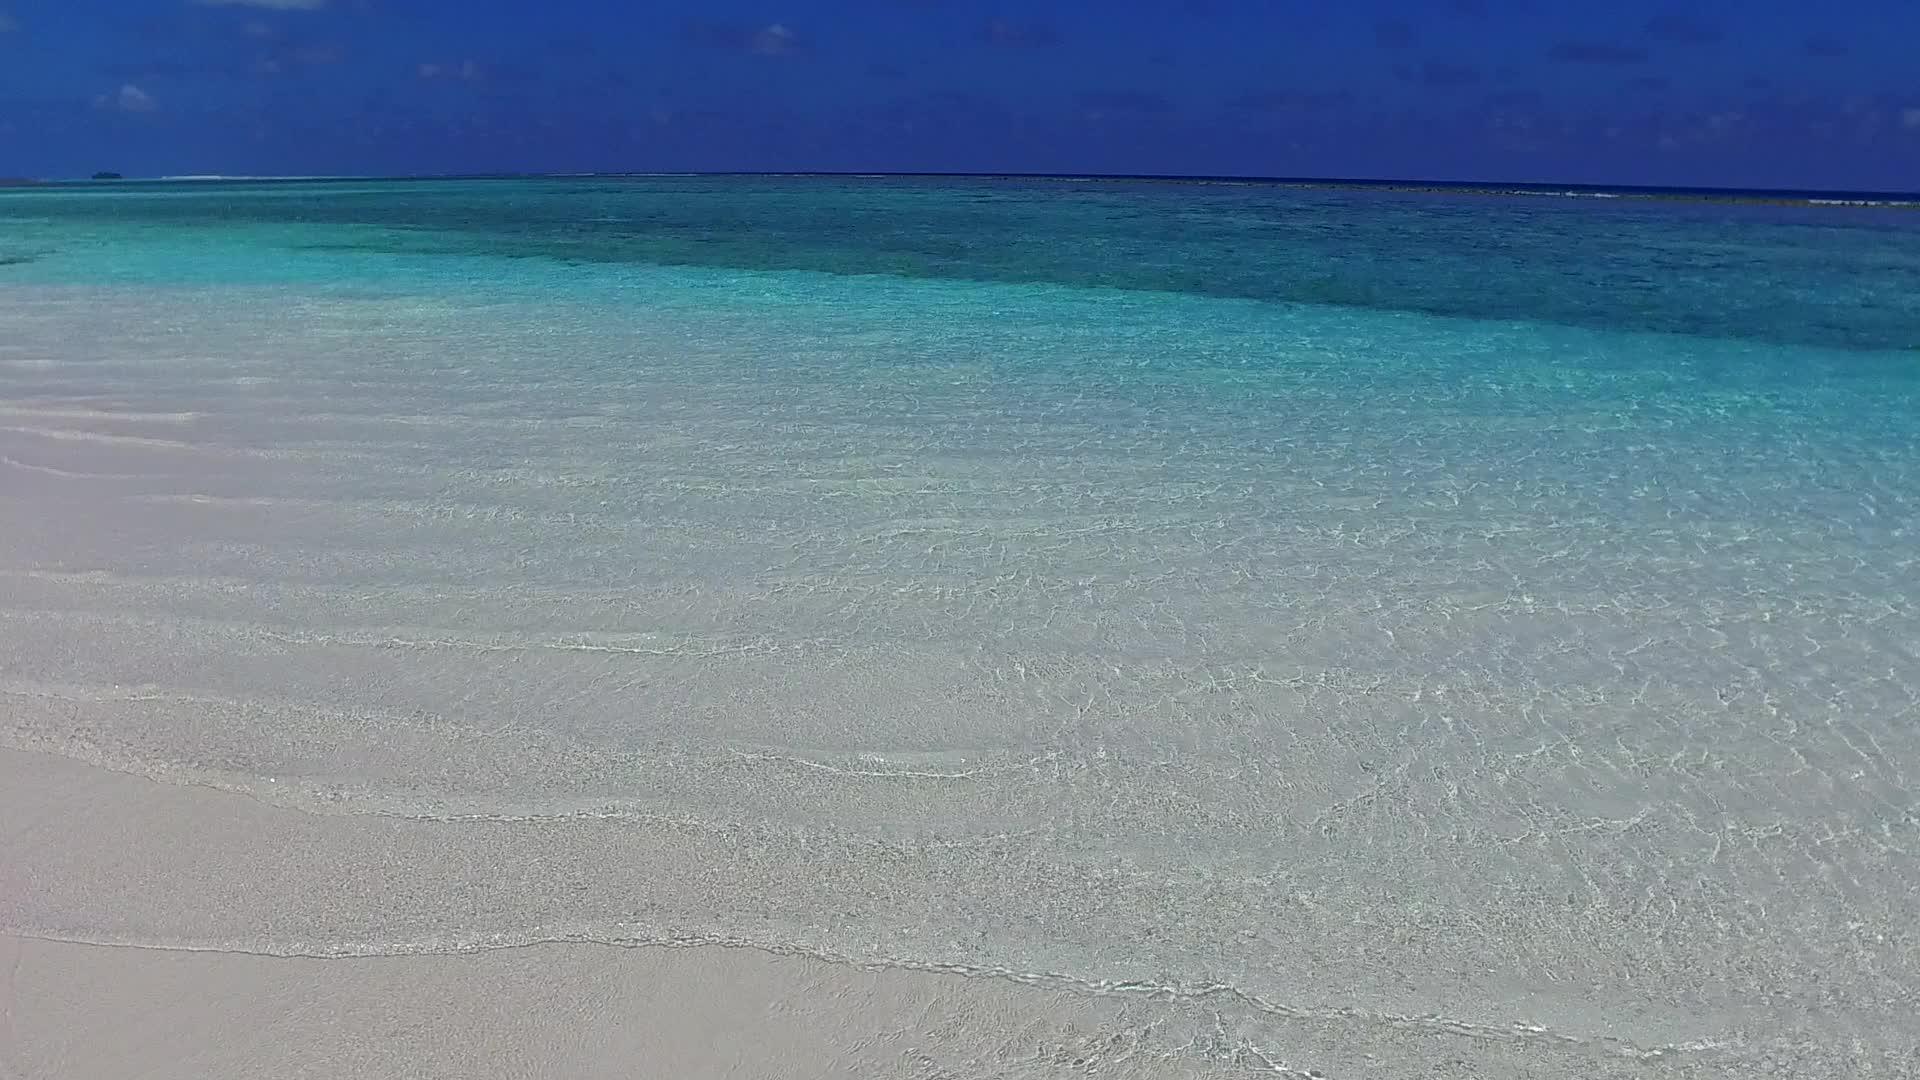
[2,929,1232,1080]
[8,745,1909,1079]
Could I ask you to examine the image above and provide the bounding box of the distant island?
[91,171,125,181]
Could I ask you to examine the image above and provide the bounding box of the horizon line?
[9,170,1918,206]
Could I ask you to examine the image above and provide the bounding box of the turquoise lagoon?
[2,177,1918,1077]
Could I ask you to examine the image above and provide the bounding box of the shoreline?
[4,747,1766,1080]
[0,932,1235,1080]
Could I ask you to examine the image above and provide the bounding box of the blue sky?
[2,0,1917,188]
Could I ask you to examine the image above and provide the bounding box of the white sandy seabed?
[3,279,1918,1078]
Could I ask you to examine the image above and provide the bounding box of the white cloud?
[96,84,157,113]
[0,12,16,32]
[193,0,327,10]
[750,24,798,56]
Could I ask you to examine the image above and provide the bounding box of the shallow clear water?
[3,178,1919,1077]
